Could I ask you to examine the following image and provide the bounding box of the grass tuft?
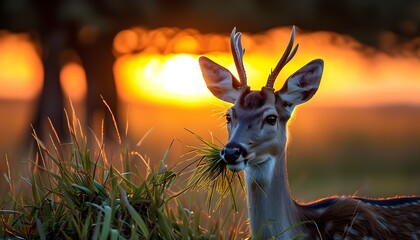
[186,129,245,213]
[0,104,247,239]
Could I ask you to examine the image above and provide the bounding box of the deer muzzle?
[221,142,248,171]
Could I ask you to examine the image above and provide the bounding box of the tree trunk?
[76,34,119,141]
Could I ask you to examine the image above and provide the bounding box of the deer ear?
[276,59,323,109]
[199,56,241,103]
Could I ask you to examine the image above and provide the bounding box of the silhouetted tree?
[0,0,154,143]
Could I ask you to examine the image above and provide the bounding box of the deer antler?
[231,27,247,87]
[266,25,299,89]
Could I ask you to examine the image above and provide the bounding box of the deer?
[198,26,420,239]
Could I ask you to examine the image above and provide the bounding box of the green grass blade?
[110,229,120,240]
[100,205,112,240]
[91,208,103,240]
[81,211,93,239]
[119,185,149,237]
[35,218,46,240]
[71,183,93,195]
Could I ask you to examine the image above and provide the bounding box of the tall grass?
[0,105,248,239]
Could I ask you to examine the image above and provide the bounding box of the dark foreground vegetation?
[0,107,246,240]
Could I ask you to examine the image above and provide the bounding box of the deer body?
[198,26,420,239]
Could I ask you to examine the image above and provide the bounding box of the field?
[1,101,420,238]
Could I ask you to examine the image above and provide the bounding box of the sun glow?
[115,54,216,106]
[0,32,43,100]
[145,55,207,96]
[60,62,87,101]
[114,27,420,107]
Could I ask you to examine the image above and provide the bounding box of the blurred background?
[0,0,419,202]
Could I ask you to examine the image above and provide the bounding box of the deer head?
[198,26,324,173]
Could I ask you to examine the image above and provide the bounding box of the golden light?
[0,31,43,100]
[113,27,420,108]
[115,54,214,106]
[113,29,138,55]
[147,55,204,94]
[60,62,87,101]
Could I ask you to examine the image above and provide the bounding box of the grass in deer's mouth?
[186,129,245,212]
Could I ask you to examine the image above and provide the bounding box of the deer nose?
[221,143,247,164]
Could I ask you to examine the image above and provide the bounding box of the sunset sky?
[1,27,419,108]
[114,27,420,108]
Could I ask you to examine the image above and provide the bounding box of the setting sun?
[115,53,216,106]
[144,55,207,97]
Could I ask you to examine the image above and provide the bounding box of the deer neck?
[244,142,303,239]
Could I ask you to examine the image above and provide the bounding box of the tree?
[0,0,154,144]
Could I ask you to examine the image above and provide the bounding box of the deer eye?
[264,115,277,125]
[226,114,232,123]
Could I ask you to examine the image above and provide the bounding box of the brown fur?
[239,90,267,110]
[300,197,420,239]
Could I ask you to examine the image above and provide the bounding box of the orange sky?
[113,27,420,108]
[0,27,419,107]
